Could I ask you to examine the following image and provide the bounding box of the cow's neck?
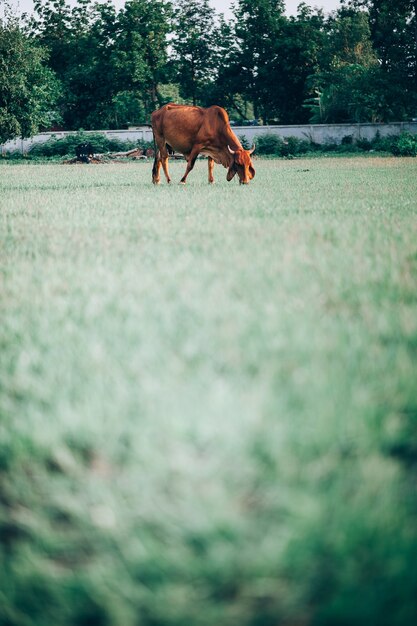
[223,126,243,166]
[225,127,243,151]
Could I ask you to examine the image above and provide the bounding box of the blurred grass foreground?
[1,157,417,626]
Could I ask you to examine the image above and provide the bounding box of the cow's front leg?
[208,157,215,184]
[180,148,199,184]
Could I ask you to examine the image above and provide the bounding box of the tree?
[266,3,327,123]
[62,0,121,129]
[343,1,417,91]
[30,0,73,76]
[0,5,61,143]
[232,0,285,122]
[171,0,217,106]
[230,1,326,123]
[114,0,172,116]
[305,9,381,122]
[308,3,417,122]
[29,0,172,129]
[29,0,119,129]
[16,0,417,131]
[200,13,250,116]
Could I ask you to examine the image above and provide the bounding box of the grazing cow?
[151,103,255,185]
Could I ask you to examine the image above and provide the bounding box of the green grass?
[1,157,417,626]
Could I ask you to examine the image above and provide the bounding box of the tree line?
[1,0,417,143]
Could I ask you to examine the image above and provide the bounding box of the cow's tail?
[152,129,159,181]
[152,128,157,156]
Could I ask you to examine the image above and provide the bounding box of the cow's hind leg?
[152,151,162,184]
[161,154,171,184]
[180,148,199,184]
[208,157,215,184]
[152,134,171,184]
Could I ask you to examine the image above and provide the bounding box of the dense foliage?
[27,131,143,157]
[1,0,417,137]
[0,6,60,143]
[254,130,417,156]
[8,130,414,160]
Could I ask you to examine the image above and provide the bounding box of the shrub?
[1,150,28,160]
[391,132,417,157]
[321,141,339,152]
[29,132,138,158]
[238,134,251,149]
[256,133,283,155]
[370,131,395,152]
[282,136,311,156]
[341,134,354,145]
[337,142,360,153]
[255,134,314,156]
[7,129,417,161]
[356,138,372,151]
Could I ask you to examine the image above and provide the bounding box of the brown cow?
[151,103,255,185]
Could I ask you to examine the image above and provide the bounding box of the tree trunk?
[150,82,158,109]
[191,57,196,106]
[414,0,417,79]
[228,98,250,121]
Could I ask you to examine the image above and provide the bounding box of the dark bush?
[341,134,354,145]
[371,132,395,152]
[1,151,29,161]
[238,134,251,149]
[357,138,372,151]
[282,136,311,156]
[321,142,339,152]
[337,142,361,153]
[391,132,417,157]
[6,130,417,161]
[29,132,138,158]
[256,133,284,155]
[255,134,314,156]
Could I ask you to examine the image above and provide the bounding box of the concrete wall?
[234,122,417,145]
[0,128,154,155]
[2,122,417,154]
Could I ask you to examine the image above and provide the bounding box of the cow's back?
[152,104,233,155]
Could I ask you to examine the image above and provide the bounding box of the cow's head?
[227,145,256,184]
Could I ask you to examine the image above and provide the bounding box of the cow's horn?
[227,145,236,154]
[248,144,256,154]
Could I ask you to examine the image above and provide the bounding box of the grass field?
[1,157,417,626]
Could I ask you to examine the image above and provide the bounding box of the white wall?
[2,122,417,154]
[234,122,417,145]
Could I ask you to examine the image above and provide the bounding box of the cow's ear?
[249,165,255,179]
[227,166,236,181]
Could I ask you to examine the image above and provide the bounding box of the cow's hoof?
[179,181,186,185]
[152,180,160,185]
